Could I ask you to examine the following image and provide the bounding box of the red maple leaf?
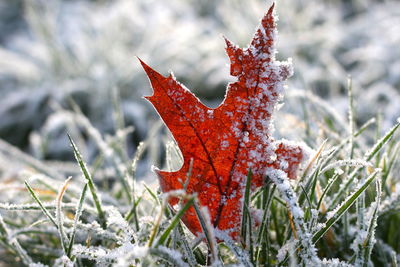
[140,3,307,240]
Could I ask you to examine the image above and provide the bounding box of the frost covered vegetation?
[1,0,400,266]
[1,97,399,266]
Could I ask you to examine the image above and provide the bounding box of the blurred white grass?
[0,0,399,159]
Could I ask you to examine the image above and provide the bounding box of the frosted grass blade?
[24,181,57,228]
[68,134,106,229]
[312,171,379,244]
[67,183,88,258]
[155,196,194,247]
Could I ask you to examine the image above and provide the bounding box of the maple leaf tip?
[267,2,275,15]
[137,57,165,80]
[266,2,276,22]
[138,57,169,99]
[223,36,234,48]
[221,34,229,43]
[137,57,152,73]
[136,56,145,65]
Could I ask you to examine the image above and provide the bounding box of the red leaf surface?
[140,3,308,240]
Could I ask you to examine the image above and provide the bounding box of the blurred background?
[0,0,399,167]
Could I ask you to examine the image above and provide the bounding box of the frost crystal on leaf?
[140,3,308,240]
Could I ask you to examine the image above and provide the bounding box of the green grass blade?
[256,185,275,265]
[362,178,382,267]
[193,201,219,264]
[365,121,400,162]
[312,171,379,244]
[155,196,195,247]
[69,100,132,203]
[67,182,88,258]
[256,184,275,243]
[354,118,376,138]
[241,170,252,247]
[24,181,57,228]
[68,134,107,229]
[56,177,72,255]
[330,121,399,208]
[125,196,142,224]
[176,222,197,267]
[316,172,340,211]
[143,182,160,205]
[382,143,400,188]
